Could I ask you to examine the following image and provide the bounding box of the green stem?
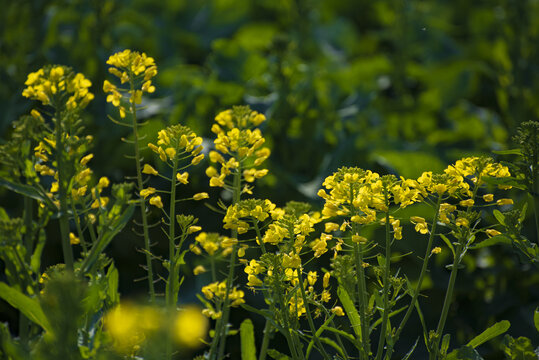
[354,239,370,360]
[297,270,331,360]
[70,201,87,254]
[165,158,179,360]
[386,194,443,359]
[19,196,33,343]
[214,164,242,360]
[375,208,392,360]
[55,108,74,271]
[129,77,155,303]
[275,269,302,360]
[431,183,480,358]
[259,320,272,360]
[430,244,463,360]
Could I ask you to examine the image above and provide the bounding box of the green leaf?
[441,334,451,356]
[440,234,456,257]
[306,313,335,358]
[402,337,419,360]
[501,335,537,360]
[30,229,46,273]
[534,308,539,333]
[337,286,362,340]
[80,204,135,274]
[466,320,510,349]
[493,210,506,226]
[240,319,257,360]
[106,263,119,304]
[0,282,53,334]
[446,346,483,360]
[492,149,522,156]
[471,235,511,249]
[0,178,55,209]
[319,336,346,358]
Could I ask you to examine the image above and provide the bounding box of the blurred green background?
[1,0,538,358]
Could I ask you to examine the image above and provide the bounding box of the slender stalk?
[275,270,302,360]
[431,183,478,358]
[375,206,392,360]
[297,270,331,360]
[430,243,463,360]
[354,240,370,360]
[166,157,179,309]
[214,163,242,360]
[54,108,74,271]
[531,124,539,242]
[386,194,443,359]
[165,157,179,360]
[19,196,33,343]
[259,320,272,360]
[70,202,88,253]
[129,77,155,302]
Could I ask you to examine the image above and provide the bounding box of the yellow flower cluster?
[103,50,157,118]
[223,199,279,234]
[143,125,204,208]
[190,232,236,257]
[22,65,94,109]
[201,281,245,319]
[147,125,204,165]
[206,106,270,191]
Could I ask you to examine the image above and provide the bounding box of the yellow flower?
[142,164,159,176]
[149,196,163,209]
[97,176,110,189]
[431,247,442,255]
[485,229,502,237]
[191,154,204,165]
[323,272,331,288]
[459,199,475,207]
[324,222,340,232]
[351,234,368,244]
[176,172,189,184]
[307,271,318,286]
[193,192,209,201]
[483,194,494,202]
[188,226,202,234]
[69,232,80,245]
[193,265,206,275]
[455,217,469,227]
[174,306,208,349]
[331,306,345,316]
[80,153,94,166]
[496,198,513,206]
[140,187,156,199]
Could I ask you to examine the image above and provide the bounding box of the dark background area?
[1,0,538,358]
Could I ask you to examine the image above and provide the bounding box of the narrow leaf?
[492,149,522,156]
[471,235,511,249]
[0,282,53,334]
[0,178,55,209]
[401,338,419,360]
[337,286,361,340]
[467,320,510,349]
[440,234,455,257]
[240,319,257,360]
